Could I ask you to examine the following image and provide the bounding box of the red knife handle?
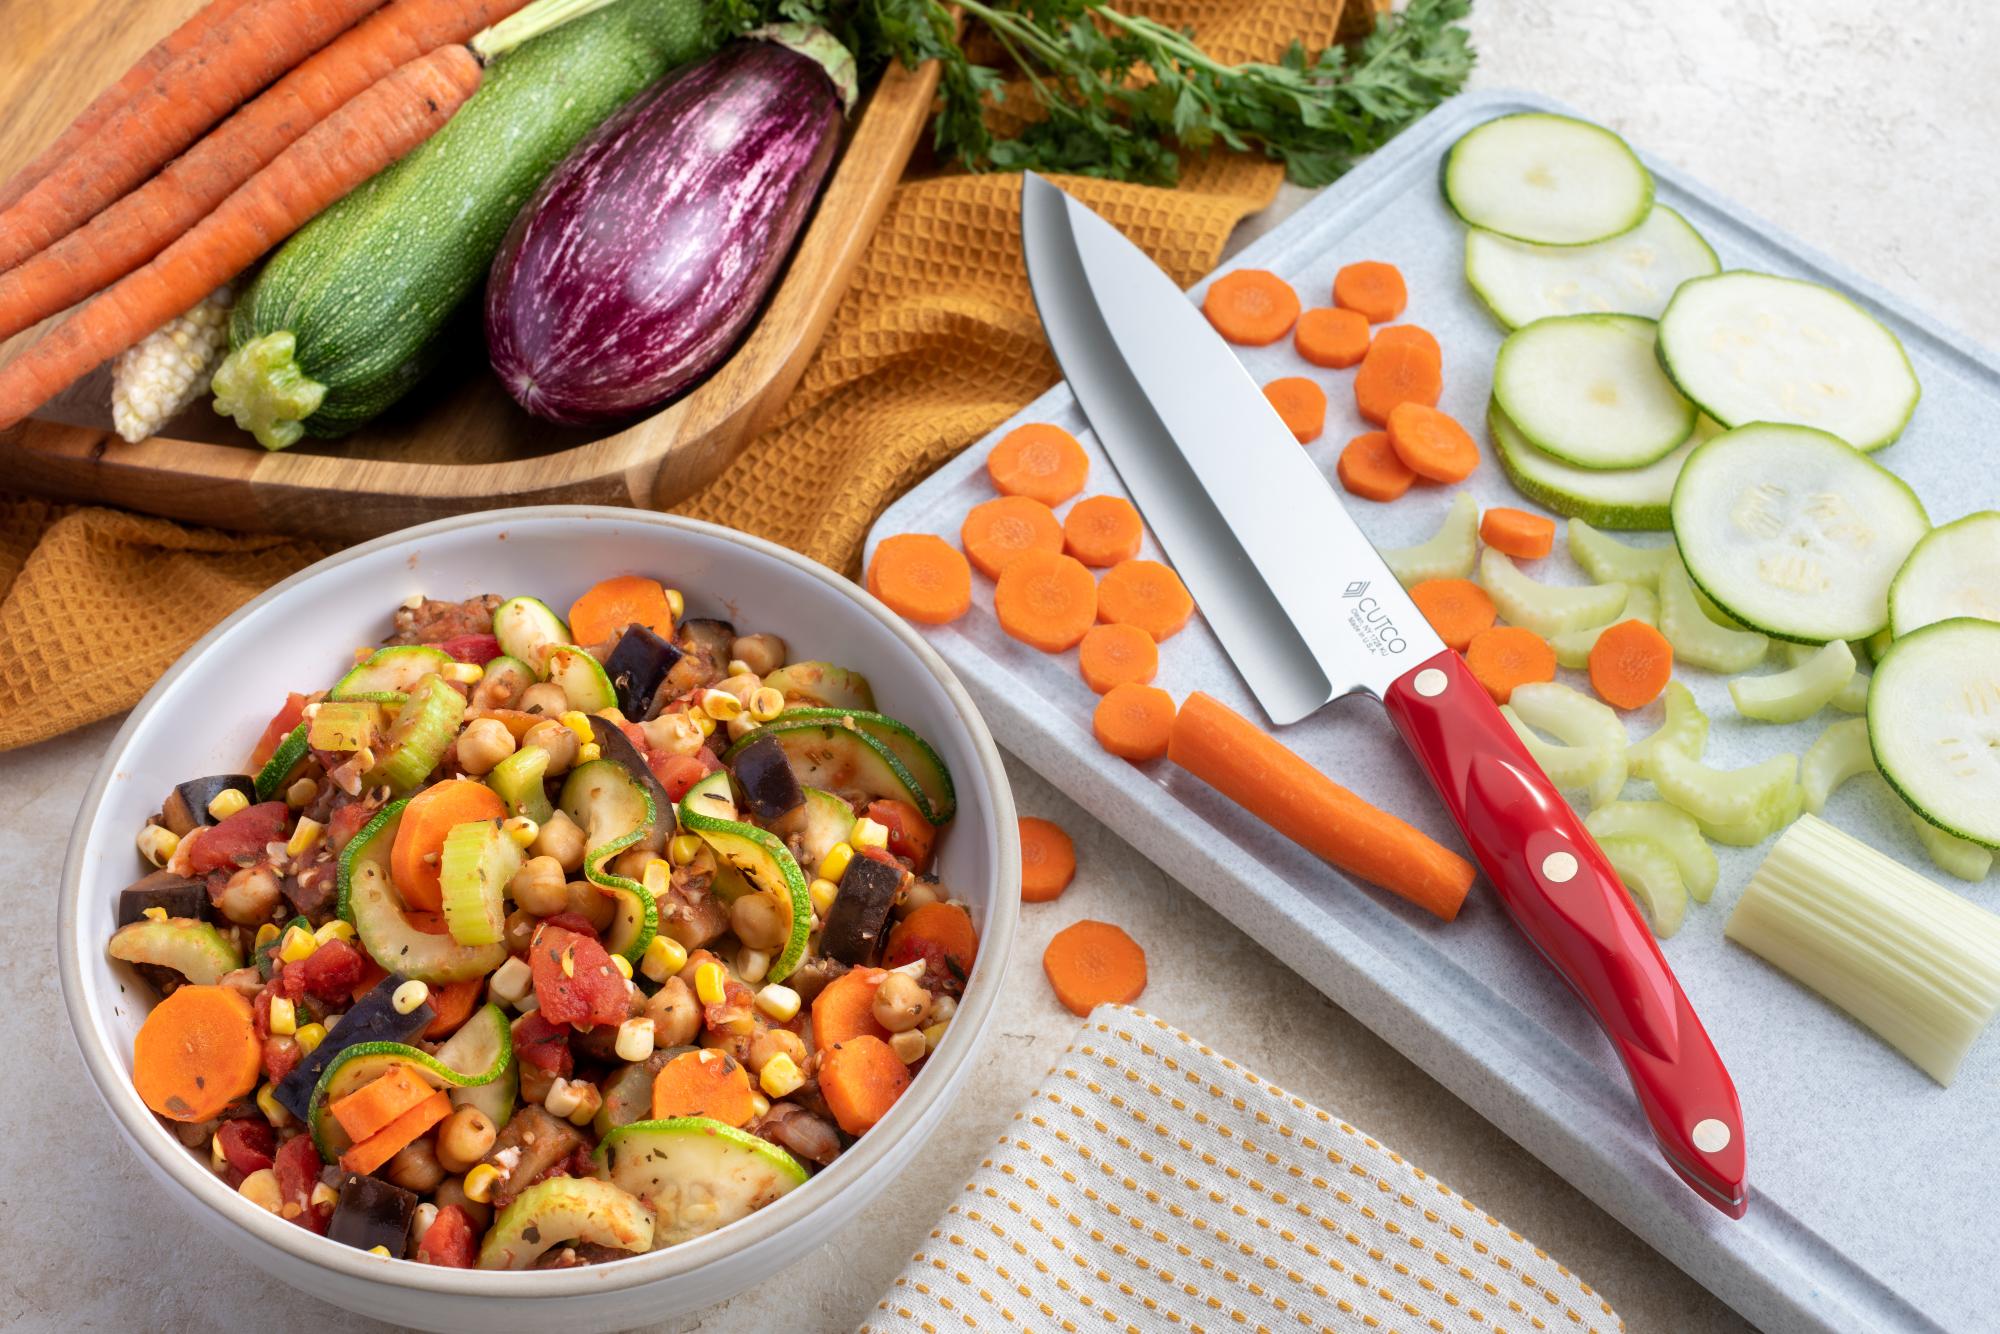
[1381,649,1747,1218]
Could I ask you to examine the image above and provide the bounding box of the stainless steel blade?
[1020,174,1442,722]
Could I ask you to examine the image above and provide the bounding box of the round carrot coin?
[1043,920,1148,1016]
[1077,622,1158,694]
[987,422,1089,505]
[1293,306,1371,368]
[1464,625,1557,704]
[1263,376,1327,444]
[1385,402,1479,483]
[1019,817,1077,903]
[993,550,1098,652]
[1201,269,1300,346]
[1092,682,1175,762]
[961,495,1063,579]
[1096,559,1193,640]
[1062,494,1144,568]
[867,533,972,625]
[1336,430,1417,502]
[1332,260,1408,323]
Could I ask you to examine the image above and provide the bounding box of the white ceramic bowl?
[59,507,1018,1333]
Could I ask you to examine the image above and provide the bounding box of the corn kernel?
[701,690,742,722]
[693,713,717,737]
[277,926,317,963]
[137,825,180,869]
[818,842,853,883]
[443,661,485,684]
[238,1168,283,1213]
[313,919,355,945]
[393,979,431,1014]
[141,905,168,922]
[210,1132,227,1172]
[267,996,297,1037]
[502,816,539,848]
[669,834,704,866]
[747,1091,770,1118]
[256,1083,290,1127]
[664,588,685,621]
[413,1202,439,1240]
[890,1029,928,1065]
[749,686,786,722]
[286,817,325,858]
[754,983,801,1023]
[489,956,533,1005]
[206,787,250,821]
[614,1017,655,1062]
[543,1077,582,1119]
[694,960,726,1006]
[808,877,840,917]
[285,777,319,809]
[559,710,593,742]
[850,817,889,851]
[560,947,575,978]
[921,1020,950,1054]
[577,742,602,764]
[736,947,770,985]
[310,1182,339,1210]
[641,935,688,983]
[642,859,671,898]
[724,659,752,680]
[254,922,281,949]
[759,1052,805,1097]
[294,1022,327,1055]
[611,952,633,980]
[462,1164,501,1203]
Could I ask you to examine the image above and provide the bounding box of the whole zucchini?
[214,0,709,449]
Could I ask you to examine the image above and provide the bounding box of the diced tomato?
[274,1135,331,1233]
[417,1204,478,1267]
[349,954,389,1000]
[216,1118,275,1175]
[262,1035,301,1085]
[702,975,756,1034]
[651,751,712,802]
[249,693,308,769]
[529,924,630,1029]
[512,1011,574,1074]
[327,799,377,852]
[866,799,936,873]
[434,633,503,665]
[539,911,600,939]
[293,937,366,1001]
[187,802,290,873]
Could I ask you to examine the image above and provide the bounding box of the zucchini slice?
[1507,682,1628,808]
[305,1010,514,1160]
[594,1117,808,1249]
[492,596,570,676]
[253,721,310,800]
[479,1177,653,1270]
[350,858,509,984]
[1567,519,1670,588]
[1729,640,1856,724]
[1477,548,1627,638]
[108,917,244,985]
[773,786,856,872]
[758,708,954,825]
[1464,204,1719,329]
[331,646,452,704]
[677,772,810,983]
[1596,835,1688,939]
[547,646,617,713]
[745,715,946,826]
[1442,112,1653,246]
[1888,510,2000,638]
[1656,555,1768,673]
[1868,617,2000,848]
[1380,492,1478,587]
[435,1002,516,1128]
[763,661,876,712]
[1907,811,1992,884]
[365,674,464,793]
[1584,800,1718,903]
[1551,585,1657,669]
[1801,717,1876,815]
[558,759,658,961]
[336,796,407,924]
[1492,314,1694,469]
[1489,398,1697,532]
[1626,680,1709,782]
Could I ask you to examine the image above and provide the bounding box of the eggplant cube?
[328,1173,419,1255]
[730,733,803,821]
[819,855,905,965]
[117,871,211,926]
[604,625,682,717]
[160,774,257,836]
[272,975,435,1121]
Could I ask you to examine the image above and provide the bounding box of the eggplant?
[486,30,855,424]
[729,733,803,822]
[586,716,675,820]
[819,855,904,965]
[603,625,681,718]
[160,774,257,837]
[327,1174,418,1255]
[117,871,210,926]
[272,975,434,1121]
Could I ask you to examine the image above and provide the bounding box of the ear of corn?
[110,285,233,443]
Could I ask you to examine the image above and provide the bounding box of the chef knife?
[1019,173,1747,1219]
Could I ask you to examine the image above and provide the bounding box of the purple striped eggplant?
[485,28,856,425]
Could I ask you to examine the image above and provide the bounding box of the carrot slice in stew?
[988,422,1089,505]
[340,1089,451,1176]
[568,574,674,647]
[1096,559,1193,641]
[1019,817,1077,902]
[391,779,505,913]
[961,495,1063,579]
[1043,920,1148,1016]
[994,550,1098,652]
[1062,494,1144,568]
[1076,622,1157,694]
[1202,269,1301,346]
[329,1064,435,1143]
[820,1035,911,1135]
[884,902,978,978]
[867,533,972,625]
[650,1048,758,1127]
[132,984,260,1122]
[811,967,891,1047]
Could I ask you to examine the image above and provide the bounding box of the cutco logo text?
[1339,580,1408,656]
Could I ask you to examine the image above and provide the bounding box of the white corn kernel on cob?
[110,285,233,442]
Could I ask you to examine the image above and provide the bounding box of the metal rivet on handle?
[1541,851,1578,884]
[1413,668,1447,697]
[1692,1118,1732,1153]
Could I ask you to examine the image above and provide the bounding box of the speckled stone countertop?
[3,4,1993,1330]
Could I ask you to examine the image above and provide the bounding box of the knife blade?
[1019,172,1748,1218]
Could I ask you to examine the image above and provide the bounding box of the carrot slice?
[1589,620,1675,710]
[820,1036,911,1136]
[1062,495,1144,568]
[1019,817,1077,903]
[1076,622,1158,694]
[1096,559,1193,641]
[131,985,260,1122]
[1168,692,1475,921]
[340,1089,451,1176]
[650,1048,757,1127]
[1263,376,1327,444]
[422,978,484,1040]
[1201,269,1300,346]
[867,533,972,625]
[1478,507,1556,560]
[1386,402,1479,483]
[568,574,674,647]
[330,1065,436,1144]
[1293,306,1371,369]
[1336,430,1417,502]
[1464,626,1558,704]
[994,550,1098,652]
[1332,261,1408,323]
[961,495,1063,579]
[1092,682,1176,762]
[1353,335,1442,427]
[1409,579,1497,652]
[810,967,891,1047]
[1043,920,1148,1016]
[1373,324,1441,363]
[987,422,1089,505]
[391,779,506,914]
[884,902,979,977]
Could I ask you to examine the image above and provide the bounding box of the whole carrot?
[0,0,389,272]
[0,0,261,211]
[0,46,481,430]
[0,0,531,341]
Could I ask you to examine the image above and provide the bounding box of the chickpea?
[608,846,661,882]
[386,1137,445,1194]
[747,1026,807,1075]
[638,711,704,757]
[434,1176,491,1229]
[455,717,517,776]
[644,976,701,1047]
[713,672,760,706]
[509,855,568,917]
[519,683,569,718]
[216,865,282,926]
[895,879,940,919]
[729,893,789,952]
[872,972,931,1033]
[503,908,538,955]
[521,721,580,776]
[532,809,587,873]
[434,1105,497,1175]
[565,881,616,932]
[730,633,787,678]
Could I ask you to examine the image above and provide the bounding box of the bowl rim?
[58,504,1019,1297]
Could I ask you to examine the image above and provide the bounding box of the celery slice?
[1381,493,1479,587]
[1626,680,1709,781]
[1568,519,1670,587]
[365,675,464,793]
[1801,717,1875,815]
[1584,800,1718,902]
[1508,682,1628,808]
[1725,814,2000,1085]
[1551,585,1658,669]
[1698,780,1802,847]
[1787,641,1870,713]
[1478,549,1628,637]
[1500,705,1624,807]
[1658,556,1768,672]
[1648,739,1796,830]
[1729,639,1856,723]
[1908,812,1993,883]
[1596,834,1688,938]
[440,818,520,947]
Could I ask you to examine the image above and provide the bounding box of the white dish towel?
[863,1006,1621,1333]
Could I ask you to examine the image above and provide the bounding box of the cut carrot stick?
[1479,507,1556,560]
[1096,559,1193,641]
[329,1064,435,1143]
[1201,269,1300,346]
[810,967,891,1047]
[820,1036,911,1136]
[1373,324,1441,363]
[1386,403,1479,483]
[1588,620,1675,710]
[1263,376,1327,444]
[1042,920,1147,1016]
[1168,692,1475,921]
[1409,578,1497,652]
[568,573,675,647]
[883,902,979,977]
[131,984,261,1122]
[650,1048,758,1127]
[961,495,1063,579]
[1018,817,1077,902]
[0,46,481,430]
[0,0,261,211]
[1093,682,1176,762]
[1061,495,1143,568]
[1076,622,1157,694]
[1353,334,1442,428]
[0,0,390,272]
[340,1088,451,1175]
[1336,430,1417,502]
[1332,260,1408,323]
[1293,306,1371,368]
[0,0,528,341]
[993,550,1098,652]
[866,533,972,625]
[1464,625,1557,704]
[391,779,506,914]
[422,977,485,1040]
[987,422,1089,506]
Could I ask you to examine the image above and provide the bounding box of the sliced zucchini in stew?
[762,660,875,711]
[492,596,570,676]
[771,787,855,873]
[331,645,454,703]
[547,645,618,713]
[735,711,954,825]
[252,721,310,800]
[336,798,409,924]
[559,758,658,962]
[107,917,243,985]
[594,1117,807,1249]
[678,772,810,983]
[305,1013,514,1160]
[350,858,509,985]
[478,1176,654,1269]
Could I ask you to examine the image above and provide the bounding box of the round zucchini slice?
[1888,510,2000,638]
[1491,314,1694,469]
[1464,204,1718,329]
[478,1176,653,1269]
[1442,112,1653,246]
[595,1117,807,1249]
[1869,618,2000,848]
[1488,398,1700,531]
[677,772,810,983]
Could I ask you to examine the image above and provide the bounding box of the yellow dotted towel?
[863,1007,1622,1334]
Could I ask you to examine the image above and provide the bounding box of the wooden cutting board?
[0,0,939,539]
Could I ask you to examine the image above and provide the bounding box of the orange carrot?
[1293,306,1370,368]
[1263,376,1327,444]
[1096,559,1193,641]
[1061,494,1143,568]
[569,573,675,647]
[810,967,891,1047]
[1409,578,1496,652]
[1374,324,1441,363]
[987,422,1089,506]
[883,902,979,977]
[340,1088,451,1175]
[1588,620,1675,710]
[993,550,1097,652]
[1076,622,1157,694]
[1353,335,1442,428]
[391,779,506,914]
[866,533,972,625]
[1092,682,1175,762]
[1168,692,1474,921]
[650,1048,758,1127]
[422,977,484,1040]
[1386,402,1479,483]
[1336,430,1417,502]
[0,0,262,211]
[329,1064,435,1143]
[961,495,1063,579]
[820,1036,911,1136]
[1464,626,1557,704]
[131,984,261,1122]
[1042,920,1148,1016]
[1018,817,1077,903]
[1201,269,1300,346]
[1332,260,1408,323]
[0,46,481,430]
[1479,507,1556,560]
[0,0,390,272]
[0,0,527,341]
